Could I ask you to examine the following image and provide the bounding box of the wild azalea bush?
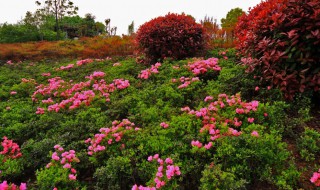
[136,13,206,62]
[32,70,130,113]
[235,0,320,99]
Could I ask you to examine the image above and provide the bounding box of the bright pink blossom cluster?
[76,58,94,66]
[46,145,79,181]
[310,169,320,186]
[0,136,22,161]
[0,181,27,190]
[187,58,221,75]
[85,119,140,155]
[171,76,200,89]
[182,94,261,149]
[132,154,181,189]
[33,72,130,113]
[41,72,51,77]
[57,58,110,71]
[138,63,161,79]
[160,122,169,129]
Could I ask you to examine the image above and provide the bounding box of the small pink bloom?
[255,86,259,91]
[247,117,255,123]
[10,91,17,95]
[69,174,76,180]
[251,131,259,137]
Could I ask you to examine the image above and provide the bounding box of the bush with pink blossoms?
[310,169,320,187]
[187,58,221,76]
[85,119,140,156]
[0,137,23,179]
[32,71,130,113]
[36,145,80,189]
[133,155,181,189]
[138,63,161,80]
[0,181,27,190]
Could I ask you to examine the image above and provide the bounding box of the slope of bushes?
[0,49,318,189]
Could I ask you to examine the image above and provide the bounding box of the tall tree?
[221,8,244,42]
[35,0,78,39]
[128,21,134,36]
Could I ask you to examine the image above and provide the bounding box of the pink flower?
[251,131,259,137]
[147,156,153,162]
[165,158,173,164]
[36,107,45,114]
[19,183,27,190]
[264,113,268,117]
[153,154,159,159]
[69,174,76,180]
[247,117,254,123]
[10,91,17,95]
[204,142,213,149]
[160,122,169,128]
[255,86,259,91]
[310,171,320,186]
[63,163,71,169]
[204,96,213,102]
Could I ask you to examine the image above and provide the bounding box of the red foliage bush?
[235,0,320,99]
[136,13,206,62]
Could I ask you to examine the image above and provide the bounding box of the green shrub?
[298,128,320,161]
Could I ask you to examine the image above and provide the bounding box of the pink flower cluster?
[187,58,221,75]
[58,64,74,70]
[0,181,27,190]
[0,136,22,160]
[132,154,181,190]
[33,72,130,113]
[76,58,94,66]
[58,58,110,71]
[310,169,320,186]
[6,60,13,65]
[46,145,79,181]
[85,119,140,155]
[41,72,51,77]
[138,62,161,79]
[171,76,200,89]
[160,122,169,129]
[182,94,260,150]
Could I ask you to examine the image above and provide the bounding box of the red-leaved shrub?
[136,13,206,63]
[235,0,320,99]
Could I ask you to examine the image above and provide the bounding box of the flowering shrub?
[187,58,221,75]
[136,13,206,62]
[0,181,27,190]
[171,76,200,89]
[138,63,161,79]
[85,119,140,155]
[0,137,22,161]
[132,154,180,189]
[235,0,320,99]
[36,145,80,189]
[32,72,130,113]
[310,169,320,187]
[182,94,262,149]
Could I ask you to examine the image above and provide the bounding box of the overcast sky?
[0,0,262,35]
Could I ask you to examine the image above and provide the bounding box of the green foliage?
[36,165,79,190]
[298,128,320,161]
[200,164,247,190]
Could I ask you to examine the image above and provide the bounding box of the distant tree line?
[0,0,130,43]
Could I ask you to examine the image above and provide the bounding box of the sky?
[0,0,262,35]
